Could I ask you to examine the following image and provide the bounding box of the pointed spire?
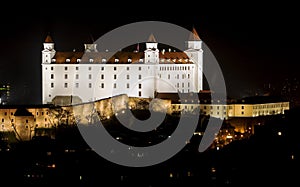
[45,33,54,43]
[148,33,157,42]
[89,33,95,43]
[189,27,201,41]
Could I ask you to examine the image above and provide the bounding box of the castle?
[42,29,203,105]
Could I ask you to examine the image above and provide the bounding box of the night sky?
[1,3,299,104]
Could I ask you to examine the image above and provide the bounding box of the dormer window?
[102,58,106,63]
[128,58,132,63]
[51,59,56,63]
[66,59,70,63]
[115,58,119,63]
[77,59,81,63]
[167,59,171,62]
[139,59,143,63]
[89,59,94,63]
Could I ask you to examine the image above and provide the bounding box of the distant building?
[0,84,10,105]
[156,93,289,119]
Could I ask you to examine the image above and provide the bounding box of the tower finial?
[189,27,201,41]
[45,32,54,43]
[147,33,157,42]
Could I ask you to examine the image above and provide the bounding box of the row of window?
[51,83,143,89]
[174,82,191,88]
[158,74,191,79]
[49,66,143,71]
[2,111,49,116]
[50,58,193,64]
[51,74,143,80]
[159,66,191,71]
[253,103,288,109]
[1,118,48,123]
[51,58,145,63]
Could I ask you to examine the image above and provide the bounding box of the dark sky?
[1,3,299,104]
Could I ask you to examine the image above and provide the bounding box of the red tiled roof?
[52,51,191,64]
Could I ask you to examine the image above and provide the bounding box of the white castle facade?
[41,29,203,105]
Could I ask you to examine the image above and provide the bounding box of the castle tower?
[184,27,203,91]
[42,34,56,104]
[144,34,159,63]
[42,34,56,64]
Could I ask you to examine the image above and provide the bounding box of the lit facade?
[41,29,203,105]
